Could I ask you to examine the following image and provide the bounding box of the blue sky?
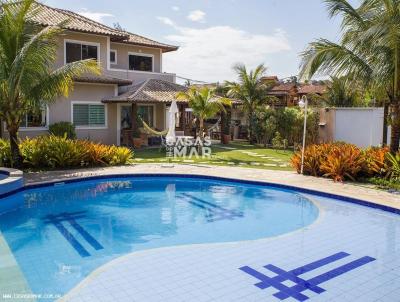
[45,0,357,83]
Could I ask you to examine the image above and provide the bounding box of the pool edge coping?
[1,172,399,215]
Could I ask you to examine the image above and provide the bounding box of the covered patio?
[102,79,192,147]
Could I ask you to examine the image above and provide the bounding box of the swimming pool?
[0,175,399,301]
[0,176,318,299]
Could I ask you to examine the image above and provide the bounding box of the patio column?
[131,103,138,132]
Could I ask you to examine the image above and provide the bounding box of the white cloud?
[171,6,180,11]
[160,21,291,82]
[187,10,206,22]
[156,16,176,27]
[77,10,113,23]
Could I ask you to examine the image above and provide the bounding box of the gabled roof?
[14,1,178,52]
[102,79,188,103]
[298,84,327,95]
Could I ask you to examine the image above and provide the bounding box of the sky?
[44,0,358,83]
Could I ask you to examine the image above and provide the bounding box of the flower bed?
[291,143,399,183]
[0,136,134,169]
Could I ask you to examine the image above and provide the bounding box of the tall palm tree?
[225,63,273,144]
[176,87,231,142]
[0,0,100,167]
[300,0,400,153]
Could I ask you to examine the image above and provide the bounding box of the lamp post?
[298,95,308,175]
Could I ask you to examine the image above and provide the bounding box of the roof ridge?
[125,31,177,48]
[33,1,126,37]
[129,79,151,100]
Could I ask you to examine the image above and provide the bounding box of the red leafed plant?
[320,144,364,182]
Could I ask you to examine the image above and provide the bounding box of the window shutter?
[73,104,89,126]
[73,104,105,126]
[89,105,105,125]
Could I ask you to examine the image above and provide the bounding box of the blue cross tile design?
[239,252,376,301]
[42,211,104,257]
[180,193,244,222]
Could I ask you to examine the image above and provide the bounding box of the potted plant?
[132,113,144,148]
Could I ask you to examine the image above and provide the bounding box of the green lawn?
[133,141,294,170]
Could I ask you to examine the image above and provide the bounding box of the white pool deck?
[3,165,400,302]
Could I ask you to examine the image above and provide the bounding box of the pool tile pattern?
[239,252,376,301]
[61,194,400,302]
[43,212,103,258]
[179,193,244,222]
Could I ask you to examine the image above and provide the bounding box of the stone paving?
[24,164,400,210]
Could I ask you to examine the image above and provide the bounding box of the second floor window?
[129,54,153,72]
[66,42,98,63]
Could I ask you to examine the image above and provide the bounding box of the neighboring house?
[261,76,328,107]
[1,1,191,146]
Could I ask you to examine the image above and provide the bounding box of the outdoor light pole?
[299,95,308,175]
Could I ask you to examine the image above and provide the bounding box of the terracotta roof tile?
[298,84,327,94]
[12,1,178,52]
[102,79,188,103]
[73,75,132,86]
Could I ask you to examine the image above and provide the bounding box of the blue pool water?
[0,176,319,298]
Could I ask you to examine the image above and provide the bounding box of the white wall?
[334,108,384,148]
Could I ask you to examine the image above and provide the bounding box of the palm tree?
[0,0,100,167]
[300,0,400,153]
[176,87,231,142]
[225,63,273,144]
[326,76,362,107]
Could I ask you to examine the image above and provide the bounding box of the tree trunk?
[248,112,256,144]
[7,124,22,168]
[198,118,204,155]
[390,103,400,153]
[382,102,389,146]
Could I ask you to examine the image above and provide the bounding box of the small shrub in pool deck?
[291,143,398,182]
[0,136,134,169]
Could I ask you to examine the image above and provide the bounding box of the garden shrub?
[362,147,389,177]
[320,144,364,182]
[0,136,133,169]
[385,152,400,181]
[49,122,76,139]
[0,139,11,167]
[291,142,397,182]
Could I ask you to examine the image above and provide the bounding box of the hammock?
[207,117,222,135]
[139,117,169,136]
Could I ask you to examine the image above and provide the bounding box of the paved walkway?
[24,164,400,210]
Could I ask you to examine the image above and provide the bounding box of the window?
[138,105,154,127]
[21,107,48,128]
[66,41,98,63]
[72,103,106,127]
[128,54,153,72]
[110,50,117,64]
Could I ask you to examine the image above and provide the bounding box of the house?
[261,76,328,107]
[1,1,192,146]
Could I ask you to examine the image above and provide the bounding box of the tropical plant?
[300,0,400,153]
[0,0,100,167]
[363,147,389,176]
[176,87,231,142]
[0,136,134,169]
[325,76,362,107]
[320,144,364,182]
[386,152,400,181]
[225,64,275,144]
[49,122,76,139]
